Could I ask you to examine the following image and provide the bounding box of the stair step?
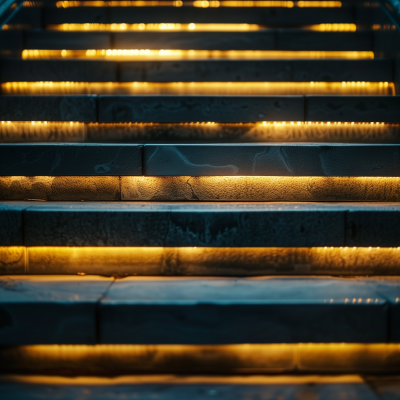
[2,143,400,176]
[2,95,400,122]
[0,275,399,344]
[0,276,111,344]
[1,121,399,144]
[4,245,400,276]
[1,58,393,82]
[23,30,373,51]
[41,6,356,25]
[2,201,400,247]
[0,375,383,400]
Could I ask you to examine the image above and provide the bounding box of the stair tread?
[2,143,400,176]
[1,201,400,247]
[0,375,382,400]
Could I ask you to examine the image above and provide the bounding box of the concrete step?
[2,95,400,122]
[1,275,400,344]
[21,30,374,51]
[2,202,400,247]
[2,143,400,176]
[0,375,385,400]
[1,122,400,144]
[1,58,393,82]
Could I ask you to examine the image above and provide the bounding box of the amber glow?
[21,49,374,60]
[49,23,261,31]
[1,121,400,144]
[0,344,399,374]
[309,23,356,31]
[55,1,341,7]
[2,81,393,96]
[0,246,393,275]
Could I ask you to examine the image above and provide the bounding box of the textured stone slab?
[306,96,400,122]
[0,203,30,246]
[98,96,304,122]
[365,278,400,343]
[0,176,120,201]
[0,344,295,374]
[23,202,345,247]
[346,205,400,247]
[143,144,400,177]
[86,122,400,144]
[113,31,276,50]
[368,377,400,400]
[0,144,142,176]
[120,60,292,82]
[0,59,117,82]
[0,376,380,400]
[0,96,97,122]
[26,246,400,276]
[25,31,111,50]
[0,276,111,344]
[43,6,354,24]
[277,31,373,51]
[0,247,25,274]
[121,176,400,202]
[100,277,386,344]
[292,59,393,82]
[119,59,393,82]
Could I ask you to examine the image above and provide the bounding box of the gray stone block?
[306,96,400,122]
[0,203,29,246]
[277,31,373,51]
[292,59,393,82]
[113,31,275,50]
[0,144,142,176]
[0,96,97,122]
[346,206,400,247]
[0,276,112,344]
[144,144,400,177]
[0,59,117,82]
[100,277,387,344]
[25,30,111,50]
[119,60,291,82]
[98,96,304,122]
[23,202,345,247]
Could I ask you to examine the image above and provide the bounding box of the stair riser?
[1,59,393,82]
[2,96,400,122]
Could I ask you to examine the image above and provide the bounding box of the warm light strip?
[55,1,342,8]
[47,23,357,32]
[48,23,261,31]
[2,81,393,95]
[21,49,374,60]
[0,344,398,374]
[1,121,399,144]
[3,246,400,275]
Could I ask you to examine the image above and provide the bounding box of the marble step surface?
[2,96,400,122]
[1,275,400,344]
[2,202,400,247]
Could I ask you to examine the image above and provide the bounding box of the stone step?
[1,275,400,345]
[1,95,400,122]
[0,375,384,400]
[2,143,400,176]
[21,30,373,51]
[2,201,400,247]
[1,58,393,82]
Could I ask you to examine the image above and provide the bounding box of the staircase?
[1,0,400,398]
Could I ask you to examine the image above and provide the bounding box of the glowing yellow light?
[297,0,341,6]
[51,23,259,31]
[2,81,393,95]
[0,344,399,374]
[310,23,356,31]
